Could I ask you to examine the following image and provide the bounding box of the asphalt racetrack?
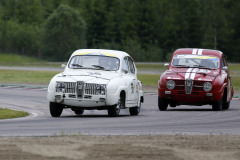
[0,87,240,136]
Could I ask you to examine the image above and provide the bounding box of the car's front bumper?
[158,89,222,104]
[47,90,120,107]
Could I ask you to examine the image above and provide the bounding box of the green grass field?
[0,69,58,84]
[0,108,28,119]
[0,69,239,92]
[136,63,166,70]
[0,53,240,91]
[1,53,240,70]
[0,53,61,67]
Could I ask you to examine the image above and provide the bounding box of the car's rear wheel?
[50,102,63,117]
[108,99,121,117]
[158,97,168,111]
[129,102,141,116]
[212,98,223,111]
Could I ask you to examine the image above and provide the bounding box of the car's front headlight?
[166,80,175,90]
[203,82,212,92]
[56,82,65,92]
[96,84,106,95]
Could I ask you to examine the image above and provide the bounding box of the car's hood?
[55,70,120,84]
[165,68,220,81]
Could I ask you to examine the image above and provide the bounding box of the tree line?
[0,0,240,62]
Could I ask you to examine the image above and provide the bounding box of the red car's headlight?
[166,80,175,90]
[203,82,212,92]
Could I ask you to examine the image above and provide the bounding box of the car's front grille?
[85,83,98,95]
[174,80,185,90]
[177,91,185,94]
[185,78,193,94]
[56,82,75,93]
[56,82,106,98]
[77,81,84,98]
[171,79,205,94]
[64,82,76,93]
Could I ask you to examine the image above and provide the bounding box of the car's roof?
[71,49,130,59]
[173,48,223,57]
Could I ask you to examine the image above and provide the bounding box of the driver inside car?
[98,57,118,70]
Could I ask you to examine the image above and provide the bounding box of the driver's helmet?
[98,56,117,70]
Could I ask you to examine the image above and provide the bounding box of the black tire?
[129,102,141,116]
[222,101,230,110]
[108,99,121,117]
[74,109,84,115]
[212,98,223,111]
[49,102,63,117]
[158,97,168,111]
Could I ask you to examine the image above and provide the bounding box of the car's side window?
[128,57,135,74]
[122,57,129,73]
[223,56,228,66]
[221,57,226,69]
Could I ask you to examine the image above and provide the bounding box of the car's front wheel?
[49,102,63,117]
[129,102,141,116]
[158,97,168,111]
[108,99,121,117]
[212,98,223,111]
[73,109,84,115]
[222,101,230,110]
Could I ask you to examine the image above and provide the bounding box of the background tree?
[0,0,240,62]
[41,4,86,61]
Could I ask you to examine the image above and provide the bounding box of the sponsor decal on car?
[75,52,117,57]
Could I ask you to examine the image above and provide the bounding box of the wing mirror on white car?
[61,64,66,68]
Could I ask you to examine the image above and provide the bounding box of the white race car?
[47,49,144,117]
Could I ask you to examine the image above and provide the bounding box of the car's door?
[127,57,139,103]
[222,56,233,101]
[122,57,138,107]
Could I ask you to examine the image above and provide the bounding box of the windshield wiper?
[71,64,85,68]
[174,65,190,68]
[192,65,212,69]
[91,65,110,71]
[92,65,105,69]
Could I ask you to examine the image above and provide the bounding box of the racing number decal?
[136,83,139,93]
[131,83,134,93]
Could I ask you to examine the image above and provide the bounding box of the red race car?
[158,48,234,111]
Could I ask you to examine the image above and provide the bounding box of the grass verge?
[136,63,166,70]
[1,53,240,71]
[0,69,240,94]
[0,53,62,67]
[0,108,28,119]
[0,69,58,84]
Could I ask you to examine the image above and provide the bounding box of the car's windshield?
[68,55,120,71]
[171,54,219,69]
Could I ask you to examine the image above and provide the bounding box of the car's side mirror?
[222,66,228,72]
[122,69,128,74]
[164,63,169,68]
[61,64,66,68]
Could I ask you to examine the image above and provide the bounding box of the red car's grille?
[193,86,203,91]
[192,92,200,95]
[175,80,185,85]
[174,80,185,90]
[193,81,204,91]
[193,81,205,86]
[177,91,185,94]
[171,80,207,94]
